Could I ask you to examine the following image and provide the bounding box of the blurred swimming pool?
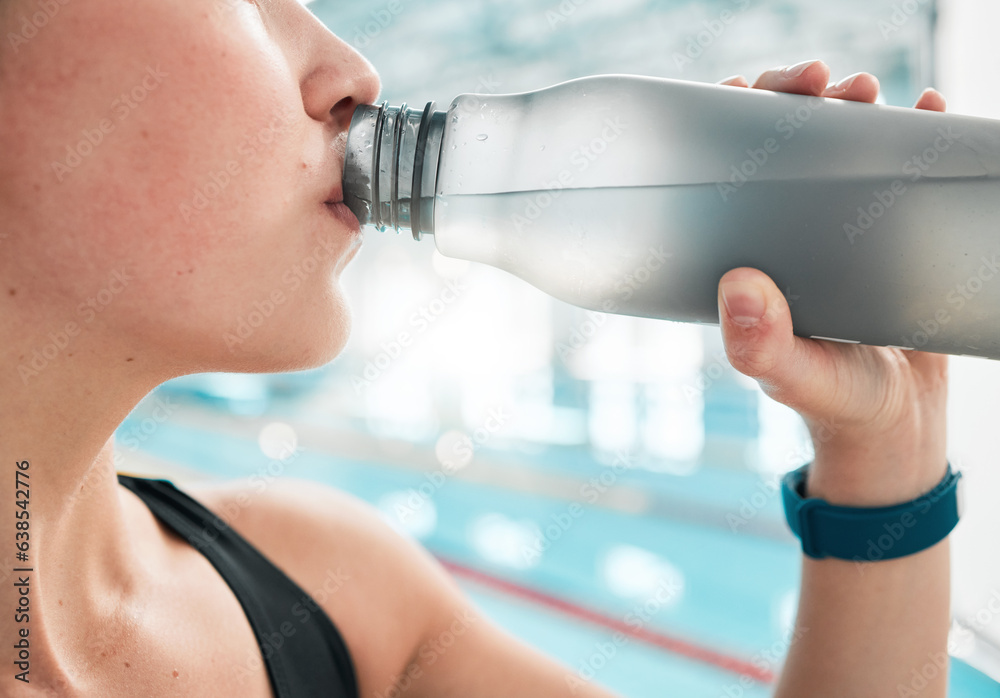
[116,387,1000,697]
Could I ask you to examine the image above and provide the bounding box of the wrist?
[805,424,947,508]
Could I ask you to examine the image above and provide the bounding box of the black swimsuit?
[117,474,358,698]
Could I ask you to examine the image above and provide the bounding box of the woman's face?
[0,0,380,375]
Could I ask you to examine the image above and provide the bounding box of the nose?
[299,20,382,132]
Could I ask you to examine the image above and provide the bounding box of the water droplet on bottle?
[476,134,488,142]
[539,145,546,151]
[451,144,457,150]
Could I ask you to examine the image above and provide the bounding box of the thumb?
[717,267,833,416]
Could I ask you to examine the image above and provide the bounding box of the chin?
[281,300,353,373]
[218,295,354,375]
[297,317,352,371]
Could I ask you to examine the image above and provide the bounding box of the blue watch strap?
[781,462,962,561]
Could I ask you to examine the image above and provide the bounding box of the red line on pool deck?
[438,557,775,685]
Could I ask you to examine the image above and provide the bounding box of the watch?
[781,462,963,561]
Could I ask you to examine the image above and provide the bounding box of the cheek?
[30,5,301,239]
[79,31,311,306]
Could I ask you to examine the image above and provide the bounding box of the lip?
[325,182,345,206]
[324,200,362,233]
[324,172,362,233]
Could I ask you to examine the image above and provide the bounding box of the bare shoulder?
[176,477,619,698]
[177,476,460,697]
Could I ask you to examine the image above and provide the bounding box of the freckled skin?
[0,0,380,377]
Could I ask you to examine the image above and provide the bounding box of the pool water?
[116,400,1000,697]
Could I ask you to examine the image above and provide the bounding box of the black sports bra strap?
[117,474,358,698]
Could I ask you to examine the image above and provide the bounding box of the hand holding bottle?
[716,60,949,506]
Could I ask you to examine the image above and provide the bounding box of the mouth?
[324,182,362,233]
[324,199,362,232]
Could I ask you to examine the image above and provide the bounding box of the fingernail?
[721,280,767,327]
[828,72,861,93]
[781,59,820,79]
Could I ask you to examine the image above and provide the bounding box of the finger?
[717,267,842,416]
[914,87,947,112]
[718,75,750,88]
[821,72,880,103]
[751,59,830,96]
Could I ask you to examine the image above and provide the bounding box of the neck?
[0,309,172,692]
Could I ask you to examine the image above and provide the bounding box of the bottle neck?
[342,101,446,241]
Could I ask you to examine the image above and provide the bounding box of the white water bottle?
[342,74,1000,360]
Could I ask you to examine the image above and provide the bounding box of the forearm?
[775,434,951,697]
